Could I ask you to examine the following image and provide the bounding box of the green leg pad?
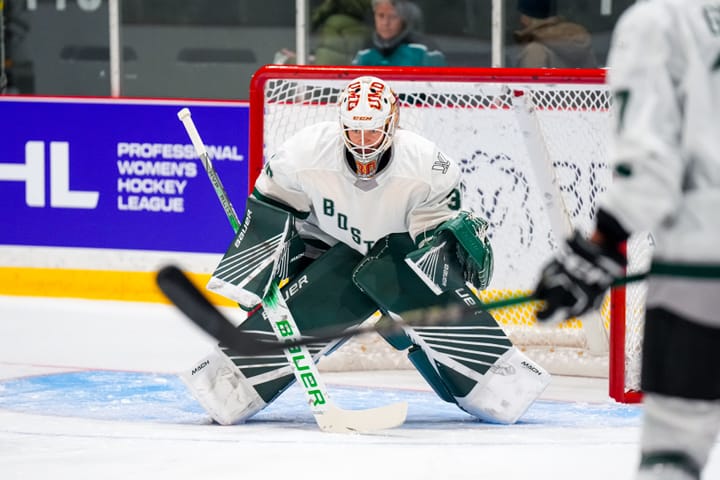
[407,346,456,404]
[227,242,381,403]
[354,233,512,379]
[435,362,478,398]
[375,315,414,351]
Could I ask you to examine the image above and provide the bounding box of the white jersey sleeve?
[403,142,462,244]
[600,0,720,263]
[252,122,339,216]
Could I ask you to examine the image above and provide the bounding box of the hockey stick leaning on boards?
[173,108,407,433]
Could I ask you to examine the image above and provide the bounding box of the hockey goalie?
[182,75,550,426]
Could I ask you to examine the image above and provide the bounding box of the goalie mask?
[339,76,399,179]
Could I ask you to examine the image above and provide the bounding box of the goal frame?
[247,64,642,404]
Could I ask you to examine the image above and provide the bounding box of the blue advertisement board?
[0,97,249,254]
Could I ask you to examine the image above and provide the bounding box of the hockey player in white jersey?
[533,1,720,478]
[182,75,550,427]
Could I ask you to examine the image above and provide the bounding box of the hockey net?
[248,65,652,403]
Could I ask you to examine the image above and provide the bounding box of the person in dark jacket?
[312,0,373,65]
[274,0,372,65]
[513,0,597,68]
[352,0,445,66]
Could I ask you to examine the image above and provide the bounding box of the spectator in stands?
[313,0,373,65]
[274,0,372,65]
[352,0,445,66]
[513,0,597,69]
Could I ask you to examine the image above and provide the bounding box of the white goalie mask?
[338,76,399,179]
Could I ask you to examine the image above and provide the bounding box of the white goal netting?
[249,66,651,401]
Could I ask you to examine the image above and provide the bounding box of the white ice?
[1,295,719,480]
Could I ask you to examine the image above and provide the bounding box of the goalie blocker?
[205,196,307,310]
[183,198,549,425]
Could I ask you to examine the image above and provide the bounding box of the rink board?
[0,97,249,301]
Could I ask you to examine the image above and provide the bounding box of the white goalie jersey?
[253,121,461,255]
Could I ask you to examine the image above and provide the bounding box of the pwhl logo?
[0,141,99,208]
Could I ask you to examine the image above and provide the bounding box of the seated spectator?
[513,0,597,68]
[312,0,373,65]
[274,0,372,65]
[352,0,445,66]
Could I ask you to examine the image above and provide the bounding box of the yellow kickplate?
[0,267,235,306]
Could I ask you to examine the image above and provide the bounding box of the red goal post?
[248,65,650,404]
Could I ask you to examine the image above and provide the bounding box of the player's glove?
[534,231,625,325]
[407,212,494,294]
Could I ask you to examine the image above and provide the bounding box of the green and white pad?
[207,197,306,309]
[355,233,550,424]
[406,211,494,295]
[181,345,267,425]
[214,242,381,419]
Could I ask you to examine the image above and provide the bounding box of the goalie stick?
[175,107,407,433]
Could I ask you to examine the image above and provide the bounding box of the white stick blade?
[316,402,408,434]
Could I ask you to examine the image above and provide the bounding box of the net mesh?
[255,73,647,392]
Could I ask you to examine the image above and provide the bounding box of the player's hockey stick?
[158,264,480,355]
[174,108,407,433]
[158,263,649,357]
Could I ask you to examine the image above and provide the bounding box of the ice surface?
[1,295,718,480]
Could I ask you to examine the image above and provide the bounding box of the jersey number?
[447,189,461,211]
[614,89,630,133]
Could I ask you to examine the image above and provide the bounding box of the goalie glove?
[406,211,494,295]
[534,231,625,325]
